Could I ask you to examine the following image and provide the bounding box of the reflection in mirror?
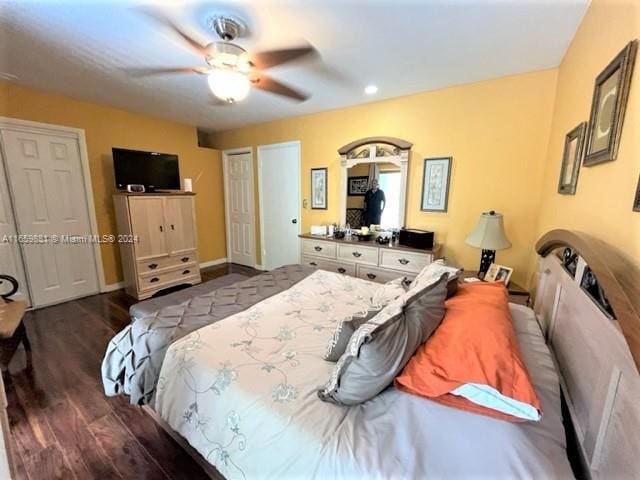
[345,162,402,229]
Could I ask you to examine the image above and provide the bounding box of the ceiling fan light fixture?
[207,68,251,103]
[364,84,379,95]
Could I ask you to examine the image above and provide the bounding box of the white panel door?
[0,156,29,303]
[1,129,99,307]
[225,152,255,266]
[258,142,300,270]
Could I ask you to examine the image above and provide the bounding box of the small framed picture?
[310,167,327,209]
[421,157,452,212]
[633,174,640,212]
[558,122,586,195]
[348,176,369,196]
[485,263,514,286]
[584,40,637,166]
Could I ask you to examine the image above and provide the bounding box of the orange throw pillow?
[394,281,542,422]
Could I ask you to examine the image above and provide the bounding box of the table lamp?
[465,210,511,278]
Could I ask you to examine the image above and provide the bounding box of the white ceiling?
[0,0,589,132]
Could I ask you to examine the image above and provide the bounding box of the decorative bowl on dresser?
[114,192,202,300]
[299,233,441,285]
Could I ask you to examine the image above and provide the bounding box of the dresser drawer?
[356,265,415,285]
[379,249,432,274]
[138,264,200,292]
[137,250,197,274]
[300,256,356,276]
[337,243,379,266]
[301,239,337,259]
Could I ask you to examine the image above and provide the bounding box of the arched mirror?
[338,137,412,230]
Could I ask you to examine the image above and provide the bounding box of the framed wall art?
[584,40,637,166]
[421,157,452,212]
[348,176,369,196]
[310,167,327,209]
[634,174,640,212]
[558,122,586,195]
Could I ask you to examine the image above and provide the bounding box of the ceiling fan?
[130,12,316,104]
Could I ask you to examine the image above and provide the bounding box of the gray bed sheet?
[101,265,313,405]
[129,273,248,320]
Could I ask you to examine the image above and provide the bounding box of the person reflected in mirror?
[363,179,386,227]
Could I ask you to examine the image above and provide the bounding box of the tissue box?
[310,225,327,236]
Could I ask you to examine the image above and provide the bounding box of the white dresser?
[299,234,440,284]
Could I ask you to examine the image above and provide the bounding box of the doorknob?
[291,219,297,224]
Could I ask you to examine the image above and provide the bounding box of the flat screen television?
[113,148,180,191]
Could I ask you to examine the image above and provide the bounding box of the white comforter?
[154,270,573,479]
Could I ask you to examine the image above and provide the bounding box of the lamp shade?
[207,68,251,103]
[465,211,511,250]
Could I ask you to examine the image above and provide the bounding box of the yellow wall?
[211,69,559,284]
[5,0,633,290]
[0,81,226,285]
[535,0,640,276]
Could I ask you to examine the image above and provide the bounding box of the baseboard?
[102,281,124,292]
[254,264,265,270]
[199,257,228,269]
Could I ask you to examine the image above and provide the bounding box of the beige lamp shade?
[465,211,511,250]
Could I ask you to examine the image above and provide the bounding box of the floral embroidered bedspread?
[154,269,402,479]
[102,265,314,405]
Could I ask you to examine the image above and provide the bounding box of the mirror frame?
[338,137,412,228]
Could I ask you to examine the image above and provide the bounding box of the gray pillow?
[318,273,448,405]
[324,311,376,361]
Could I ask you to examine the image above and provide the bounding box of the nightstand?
[459,270,530,306]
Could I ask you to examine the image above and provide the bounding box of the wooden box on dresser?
[299,233,440,284]
[114,192,201,300]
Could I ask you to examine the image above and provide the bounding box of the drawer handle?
[181,257,190,262]
[314,246,322,252]
[310,262,318,267]
[352,252,362,258]
[148,263,158,269]
[366,273,376,280]
[182,269,191,275]
[398,258,410,265]
[337,267,346,274]
[150,277,159,283]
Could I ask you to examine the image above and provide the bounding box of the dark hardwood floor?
[5,263,260,480]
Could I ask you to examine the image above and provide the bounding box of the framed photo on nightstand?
[485,263,514,286]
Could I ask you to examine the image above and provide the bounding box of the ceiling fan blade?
[252,75,309,102]
[140,9,209,56]
[250,45,317,70]
[123,67,209,77]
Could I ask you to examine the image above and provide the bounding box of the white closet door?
[0,157,29,304]
[226,152,255,267]
[258,142,301,270]
[0,129,99,307]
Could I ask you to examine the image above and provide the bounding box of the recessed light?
[364,85,378,95]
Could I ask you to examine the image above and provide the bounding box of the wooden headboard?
[534,229,640,479]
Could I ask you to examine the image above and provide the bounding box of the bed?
[102,229,640,479]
